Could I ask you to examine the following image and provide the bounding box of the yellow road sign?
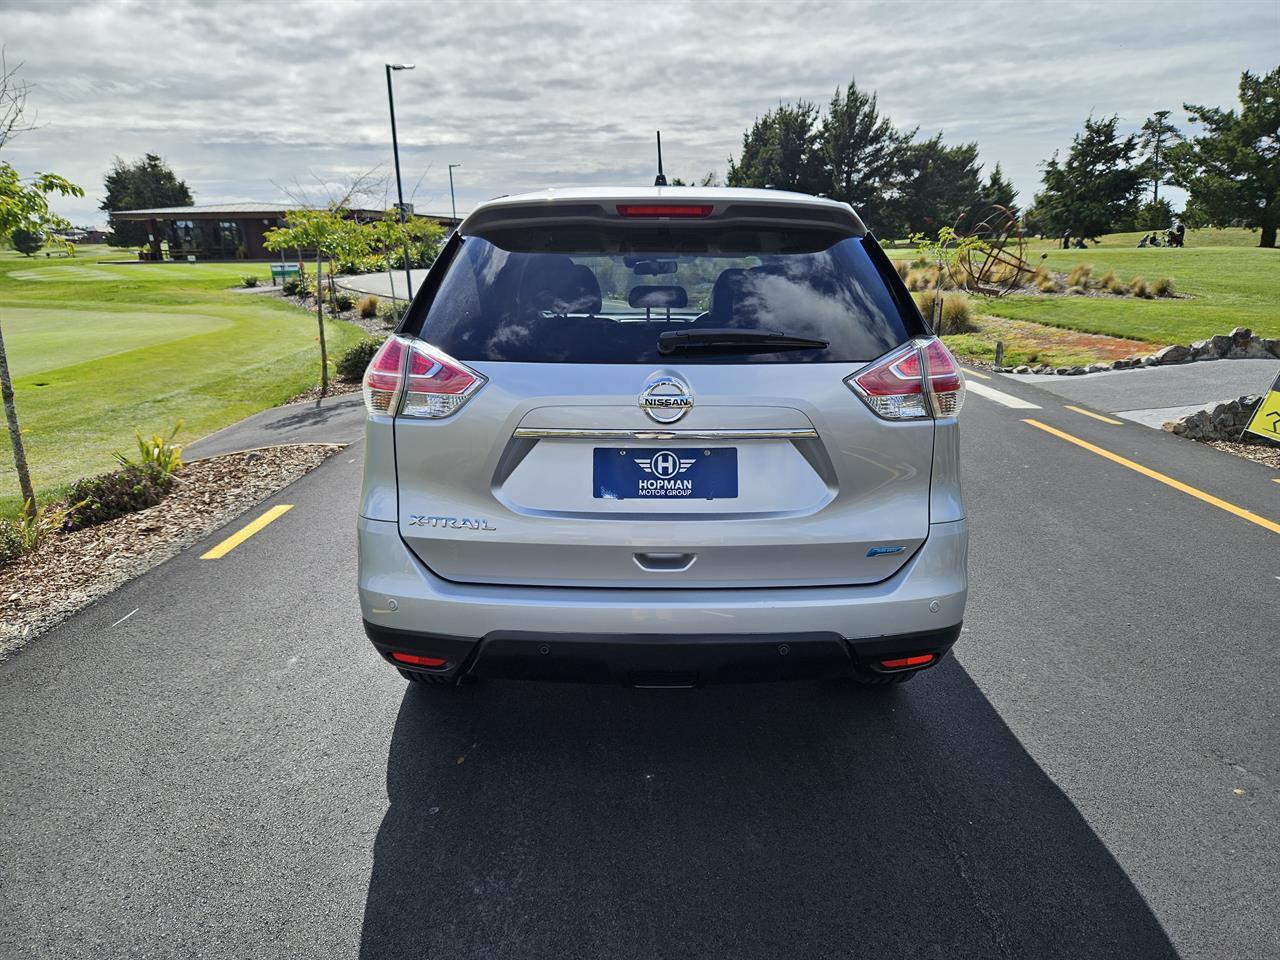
[1243,371,1280,442]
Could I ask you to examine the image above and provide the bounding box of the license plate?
[593,447,738,500]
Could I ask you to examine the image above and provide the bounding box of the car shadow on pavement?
[359,659,1177,960]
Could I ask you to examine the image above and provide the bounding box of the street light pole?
[448,163,462,226]
[385,63,415,295]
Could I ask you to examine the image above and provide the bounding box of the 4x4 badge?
[639,376,693,424]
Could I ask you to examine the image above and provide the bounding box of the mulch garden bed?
[285,379,362,404]
[0,444,342,658]
[1201,439,1280,471]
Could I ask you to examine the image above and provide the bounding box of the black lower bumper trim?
[364,620,961,687]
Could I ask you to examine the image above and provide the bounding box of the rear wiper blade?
[657,328,830,355]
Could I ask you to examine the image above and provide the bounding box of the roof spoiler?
[461,198,867,238]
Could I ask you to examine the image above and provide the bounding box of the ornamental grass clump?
[1066,264,1093,287]
[1152,277,1176,298]
[1129,276,1152,299]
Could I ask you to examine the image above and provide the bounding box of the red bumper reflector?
[879,654,935,669]
[391,652,447,668]
[616,204,713,218]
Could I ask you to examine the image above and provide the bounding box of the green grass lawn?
[990,228,1279,345]
[0,248,364,518]
[923,228,1278,365]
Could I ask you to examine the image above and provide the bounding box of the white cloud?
[2,0,1275,227]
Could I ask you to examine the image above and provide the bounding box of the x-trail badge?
[639,375,693,424]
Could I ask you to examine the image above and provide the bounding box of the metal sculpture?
[948,204,1032,297]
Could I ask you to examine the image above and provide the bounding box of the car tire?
[397,668,456,685]
[852,669,917,686]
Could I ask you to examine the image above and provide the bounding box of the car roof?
[460,186,868,237]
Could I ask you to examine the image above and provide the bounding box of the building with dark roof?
[109,203,461,261]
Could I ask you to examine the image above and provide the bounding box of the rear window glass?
[411,226,916,364]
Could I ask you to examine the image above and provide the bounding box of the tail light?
[362,336,486,418]
[845,338,965,420]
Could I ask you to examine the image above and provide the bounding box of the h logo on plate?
[635,450,696,479]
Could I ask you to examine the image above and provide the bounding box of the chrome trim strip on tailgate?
[512,428,818,441]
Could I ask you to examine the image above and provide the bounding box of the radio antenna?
[653,131,667,186]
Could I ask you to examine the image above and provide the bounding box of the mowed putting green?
[0,249,364,517]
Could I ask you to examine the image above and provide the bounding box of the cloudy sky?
[4,0,1277,228]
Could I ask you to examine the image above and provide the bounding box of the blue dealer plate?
[593,447,738,500]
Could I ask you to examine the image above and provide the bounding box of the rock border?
[995,327,1280,376]
[1162,395,1279,446]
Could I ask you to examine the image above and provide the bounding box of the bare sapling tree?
[262,169,384,397]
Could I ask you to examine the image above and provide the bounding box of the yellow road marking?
[963,368,992,380]
[1273,478,1280,484]
[200,504,294,560]
[1064,404,1123,425]
[1022,420,1280,536]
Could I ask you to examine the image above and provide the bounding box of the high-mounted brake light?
[361,336,486,418]
[616,204,714,218]
[845,338,965,420]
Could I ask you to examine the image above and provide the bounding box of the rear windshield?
[411,226,917,364]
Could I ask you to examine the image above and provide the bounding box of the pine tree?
[100,154,193,247]
[1033,115,1143,240]
[1170,67,1280,248]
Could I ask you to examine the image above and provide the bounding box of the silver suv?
[357,187,967,689]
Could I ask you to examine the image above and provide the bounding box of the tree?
[10,225,40,255]
[820,79,914,229]
[0,55,84,514]
[980,163,1018,213]
[100,153,192,247]
[887,134,983,238]
[1138,110,1181,204]
[1170,67,1280,248]
[1033,115,1143,240]
[1136,198,1174,231]
[726,101,824,194]
[264,209,346,397]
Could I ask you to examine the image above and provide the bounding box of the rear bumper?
[365,621,961,686]
[358,514,967,683]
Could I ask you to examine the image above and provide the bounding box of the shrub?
[334,290,356,312]
[1152,277,1176,298]
[358,294,380,318]
[1066,264,1093,287]
[938,293,974,334]
[893,261,910,281]
[240,275,261,288]
[62,464,172,532]
[116,422,184,480]
[11,227,43,256]
[377,299,401,323]
[336,336,386,381]
[1035,271,1060,293]
[1129,276,1151,299]
[913,289,940,322]
[282,274,307,297]
[0,520,23,565]
[913,291,973,334]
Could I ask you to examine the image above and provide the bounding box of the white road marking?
[110,608,139,628]
[966,380,1041,409]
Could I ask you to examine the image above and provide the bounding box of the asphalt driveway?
[1,371,1276,959]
